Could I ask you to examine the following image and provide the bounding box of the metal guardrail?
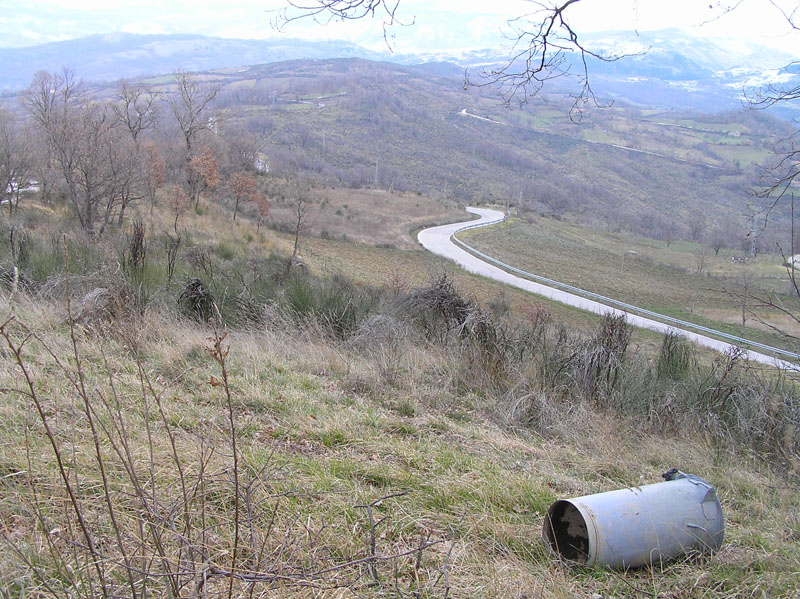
[451,215,800,362]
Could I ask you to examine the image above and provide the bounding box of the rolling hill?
[187,57,793,243]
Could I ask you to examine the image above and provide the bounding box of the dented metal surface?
[543,471,724,570]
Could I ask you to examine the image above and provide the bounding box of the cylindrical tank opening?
[543,500,590,564]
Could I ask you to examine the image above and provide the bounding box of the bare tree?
[222,123,264,172]
[24,70,144,236]
[694,244,708,275]
[27,134,59,205]
[659,219,677,248]
[169,71,220,206]
[63,103,134,236]
[0,107,31,217]
[113,80,157,142]
[290,189,309,258]
[736,270,757,338]
[689,212,707,241]
[25,68,84,134]
[111,81,162,220]
[111,133,147,227]
[170,184,190,233]
[24,69,83,208]
[142,141,166,214]
[707,222,736,256]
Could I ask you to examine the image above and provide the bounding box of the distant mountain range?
[0,33,385,90]
[2,31,798,118]
[579,30,800,117]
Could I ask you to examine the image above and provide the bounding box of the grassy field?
[2,289,799,598]
[461,217,800,352]
[5,53,800,597]
[2,190,799,597]
[267,187,465,251]
[480,101,780,175]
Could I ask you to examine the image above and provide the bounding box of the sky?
[0,0,797,56]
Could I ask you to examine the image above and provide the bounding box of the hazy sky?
[1,0,797,55]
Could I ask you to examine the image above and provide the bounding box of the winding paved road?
[418,207,795,370]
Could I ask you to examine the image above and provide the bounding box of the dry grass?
[1,284,799,598]
[268,187,466,250]
[1,191,798,598]
[696,307,800,339]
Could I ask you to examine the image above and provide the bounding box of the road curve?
[418,207,794,370]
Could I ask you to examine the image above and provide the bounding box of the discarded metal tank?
[543,470,724,569]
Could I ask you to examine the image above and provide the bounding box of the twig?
[0,316,110,599]
[355,491,410,583]
[434,511,466,598]
[207,322,240,597]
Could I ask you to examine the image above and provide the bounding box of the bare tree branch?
[747,129,800,230]
[272,0,413,49]
[698,1,748,26]
[767,0,800,30]
[278,0,641,118]
[113,80,157,142]
[468,0,644,118]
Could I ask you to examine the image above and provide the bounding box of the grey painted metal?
[543,473,724,569]
[417,207,799,369]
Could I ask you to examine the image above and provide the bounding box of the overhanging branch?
[272,0,413,49]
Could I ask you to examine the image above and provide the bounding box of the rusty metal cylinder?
[543,471,724,569]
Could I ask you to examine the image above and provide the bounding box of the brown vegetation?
[0,57,799,598]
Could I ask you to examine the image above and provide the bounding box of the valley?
[2,26,800,598]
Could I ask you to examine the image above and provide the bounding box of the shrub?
[120,220,159,311]
[398,273,473,346]
[11,231,106,286]
[284,272,382,339]
[573,313,631,402]
[123,219,147,272]
[216,240,236,261]
[657,331,696,380]
[178,278,217,323]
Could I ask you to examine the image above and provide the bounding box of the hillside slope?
[198,58,790,238]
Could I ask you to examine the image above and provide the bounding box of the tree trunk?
[118,200,127,227]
